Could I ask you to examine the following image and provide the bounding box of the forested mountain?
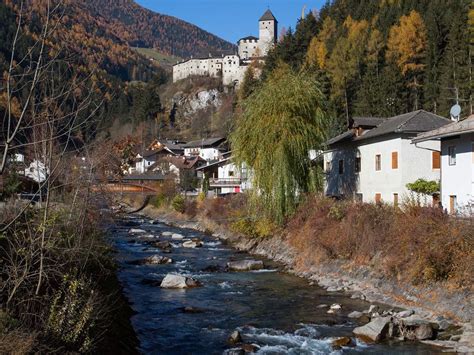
[264,0,472,125]
[77,0,235,58]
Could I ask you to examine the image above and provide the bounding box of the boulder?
[400,315,430,327]
[144,255,173,265]
[228,330,242,344]
[129,228,147,234]
[348,311,364,319]
[160,274,201,289]
[183,240,203,248]
[227,260,264,271]
[171,233,185,240]
[367,305,379,314]
[353,316,392,342]
[223,349,244,355]
[162,231,173,237]
[240,343,259,353]
[415,324,433,340]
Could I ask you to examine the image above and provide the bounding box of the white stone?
[129,228,147,234]
[182,240,203,248]
[353,317,392,342]
[160,274,200,289]
[227,260,264,271]
[171,233,185,240]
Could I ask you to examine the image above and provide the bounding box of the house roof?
[413,115,474,143]
[351,116,386,128]
[141,146,175,158]
[326,110,451,147]
[122,174,165,181]
[183,137,226,148]
[355,110,450,141]
[259,9,277,22]
[149,156,205,171]
[196,157,233,171]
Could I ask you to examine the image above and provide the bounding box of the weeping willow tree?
[231,63,328,224]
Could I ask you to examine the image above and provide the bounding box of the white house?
[134,146,175,174]
[323,110,451,205]
[183,137,227,162]
[24,160,49,183]
[196,155,252,195]
[413,114,474,214]
[172,9,277,87]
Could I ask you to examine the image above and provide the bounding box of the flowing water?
[111,215,445,354]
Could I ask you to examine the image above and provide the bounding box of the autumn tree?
[386,10,427,110]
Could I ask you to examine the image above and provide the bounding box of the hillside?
[264,0,472,123]
[78,0,236,58]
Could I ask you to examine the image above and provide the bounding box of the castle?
[172,10,278,87]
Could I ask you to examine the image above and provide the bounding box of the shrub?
[150,194,166,209]
[171,195,185,213]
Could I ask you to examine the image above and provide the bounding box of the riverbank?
[132,201,474,353]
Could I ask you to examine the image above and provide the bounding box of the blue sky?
[135,0,326,43]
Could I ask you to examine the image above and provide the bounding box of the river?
[111,215,446,354]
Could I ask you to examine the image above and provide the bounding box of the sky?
[135,0,326,43]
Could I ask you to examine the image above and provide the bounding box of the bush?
[171,195,185,213]
[286,196,473,288]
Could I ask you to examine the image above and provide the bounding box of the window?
[448,146,456,166]
[338,160,344,174]
[229,171,234,177]
[355,193,363,202]
[432,151,441,169]
[391,151,398,169]
[375,193,382,204]
[355,157,361,173]
[393,193,399,207]
[375,154,381,171]
[325,161,331,172]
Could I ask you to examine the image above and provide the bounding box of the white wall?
[440,133,474,214]
[258,20,276,56]
[324,136,441,204]
[238,39,260,59]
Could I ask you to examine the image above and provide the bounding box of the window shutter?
[432,151,441,169]
[391,152,398,169]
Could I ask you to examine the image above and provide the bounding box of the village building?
[182,137,227,162]
[149,155,206,183]
[323,110,451,205]
[172,10,277,87]
[413,114,474,214]
[196,153,251,195]
[134,146,176,174]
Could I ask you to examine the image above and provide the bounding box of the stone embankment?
[135,206,474,353]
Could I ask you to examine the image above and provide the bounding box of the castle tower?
[258,9,278,48]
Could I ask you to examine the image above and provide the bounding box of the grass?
[133,47,181,68]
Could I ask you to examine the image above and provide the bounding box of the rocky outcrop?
[160,274,201,289]
[227,260,264,271]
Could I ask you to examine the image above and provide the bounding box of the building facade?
[172,10,277,87]
[324,110,451,205]
[413,115,474,214]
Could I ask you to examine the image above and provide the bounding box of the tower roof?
[259,9,277,22]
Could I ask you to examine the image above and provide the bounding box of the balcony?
[209,178,243,187]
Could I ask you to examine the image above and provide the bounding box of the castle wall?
[238,38,260,59]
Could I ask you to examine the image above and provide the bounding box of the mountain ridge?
[78,0,236,58]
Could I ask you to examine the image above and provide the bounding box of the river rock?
[400,315,430,327]
[353,316,392,342]
[160,274,201,289]
[415,324,433,340]
[228,330,242,344]
[317,304,329,309]
[227,260,264,271]
[149,241,172,253]
[162,231,173,237]
[144,255,173,265]
[129,228,147,234]
[183,240,203,248]
[180,306,205,314]
[332,337,352,349]
[223,349,244,355]
[240,343,259,352]
[202,265,224,273]
[348,311,364,319]
[396,310,415,318]
[172,233,185,240]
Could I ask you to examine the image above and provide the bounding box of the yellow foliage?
[386,10,427,76]
[305,16,336,69]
